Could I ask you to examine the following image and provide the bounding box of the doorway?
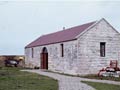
[41,47,48,69]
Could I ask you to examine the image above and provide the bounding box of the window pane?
[100,42,105,57]
[32,48,34,58]
[61,44,64,57]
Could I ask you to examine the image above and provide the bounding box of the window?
[31,48,34,58]
[100,42,106,57]
[60,44,64,57]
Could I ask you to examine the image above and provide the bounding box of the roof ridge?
[41,21,96,37]
[25,20,96,48]
[66,21,96,30]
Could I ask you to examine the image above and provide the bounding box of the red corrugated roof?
[25,21,96,48]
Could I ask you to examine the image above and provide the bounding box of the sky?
[0,0,120,55]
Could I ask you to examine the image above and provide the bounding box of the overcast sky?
[0,0,120,55]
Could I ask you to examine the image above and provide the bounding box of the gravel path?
[22,70,120,90]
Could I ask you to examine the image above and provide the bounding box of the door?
[41,47,48,69]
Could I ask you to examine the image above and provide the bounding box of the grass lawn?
[0,67,58,90]
[81,81,120,90]
[80,74,120,81]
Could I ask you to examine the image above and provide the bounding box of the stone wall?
[0,55,25,67]
[25,40,78,74]
[77,19,120,75]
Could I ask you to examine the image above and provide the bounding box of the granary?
[25,18,120,75]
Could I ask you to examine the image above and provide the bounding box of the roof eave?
[25,38,77,48]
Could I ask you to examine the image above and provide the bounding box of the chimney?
[63,27,65,30]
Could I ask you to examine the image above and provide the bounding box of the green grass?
[0,67,58,90]
[80,74,120,81]
[81,81,120,90]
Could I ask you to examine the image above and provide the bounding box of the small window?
[100,42,106,57]
[31,48,34,58]
[60,44,64,57]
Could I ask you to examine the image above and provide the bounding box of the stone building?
[25,18,120,75]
